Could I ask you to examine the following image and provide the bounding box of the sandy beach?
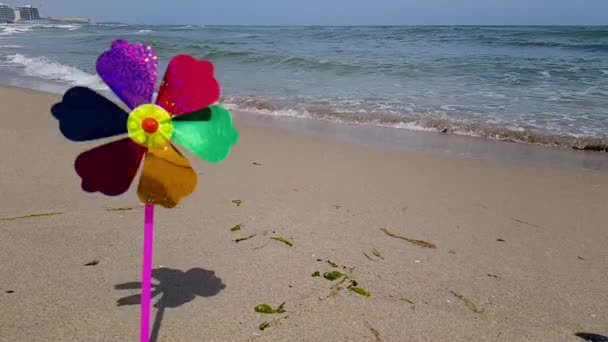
[0,85,606,341]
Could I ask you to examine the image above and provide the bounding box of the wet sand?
[0,85,606,341]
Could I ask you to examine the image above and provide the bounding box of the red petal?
[156,55,220,117]
[75,138,146,196]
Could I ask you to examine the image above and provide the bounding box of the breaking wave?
[0,26,32,35]
[226,96,608,152]
[2,53,106,90]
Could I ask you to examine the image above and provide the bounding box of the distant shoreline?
[0,18,129,25]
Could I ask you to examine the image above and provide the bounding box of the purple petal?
[96,39,158,109]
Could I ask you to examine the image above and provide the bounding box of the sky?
[10,0,608,25]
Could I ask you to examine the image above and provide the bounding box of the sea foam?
[0,26,32,35]
[4,53,105,90]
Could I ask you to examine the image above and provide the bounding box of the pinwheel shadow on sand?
[115,267,226,342]
[575,333,608,342]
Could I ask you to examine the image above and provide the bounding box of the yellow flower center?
[127,104,173,149]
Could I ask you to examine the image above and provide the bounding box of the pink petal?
[156,55,220,116]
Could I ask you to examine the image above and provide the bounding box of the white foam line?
[3,53,106,90]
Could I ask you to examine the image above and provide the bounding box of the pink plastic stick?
[140,204,155,342]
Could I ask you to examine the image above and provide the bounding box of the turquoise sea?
[1,24,607,150]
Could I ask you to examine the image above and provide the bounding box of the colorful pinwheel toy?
[51,40,238,341]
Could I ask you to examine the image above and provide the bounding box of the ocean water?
[1,23,607,150]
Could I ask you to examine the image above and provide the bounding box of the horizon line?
[99,23,608,27]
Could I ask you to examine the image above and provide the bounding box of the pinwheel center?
[141,117,159,133]
[127,104,174,149]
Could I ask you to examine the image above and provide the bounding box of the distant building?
[15,5,40,21]
[0,3,15,23]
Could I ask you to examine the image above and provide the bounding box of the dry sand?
[0,85,607,342]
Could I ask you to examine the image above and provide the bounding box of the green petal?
[172,106,239,163]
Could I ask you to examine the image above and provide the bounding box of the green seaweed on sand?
[379,228,436,249]
[258,316,289,331]
[450,291,484,314]
[400,297,415,305]
[345,279,370,296]
[320,290,339,300]
[319,276,370,298]
[104,206,135,212]
[348,286,370,297]
[323,271,344,281]
[252,242,268,250]
[332,275,350,289]
[230,224,242,232]
[400,296,416,310]
[372,248,384,259]
[312,271,321,277]
[327,259,354,271]
[255,302,286,314]
[232,199,242,207]
[315,264,371,298]
[234,234,256,243]
[365,321,381,341]
[511,218,541,228]
[363,252,374,261]
[0,212,63,221]
[326,260,339,268]
[270,236,293,247]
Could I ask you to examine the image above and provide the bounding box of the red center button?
[141,117,159,134]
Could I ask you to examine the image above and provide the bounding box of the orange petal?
[137,144,197,208]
